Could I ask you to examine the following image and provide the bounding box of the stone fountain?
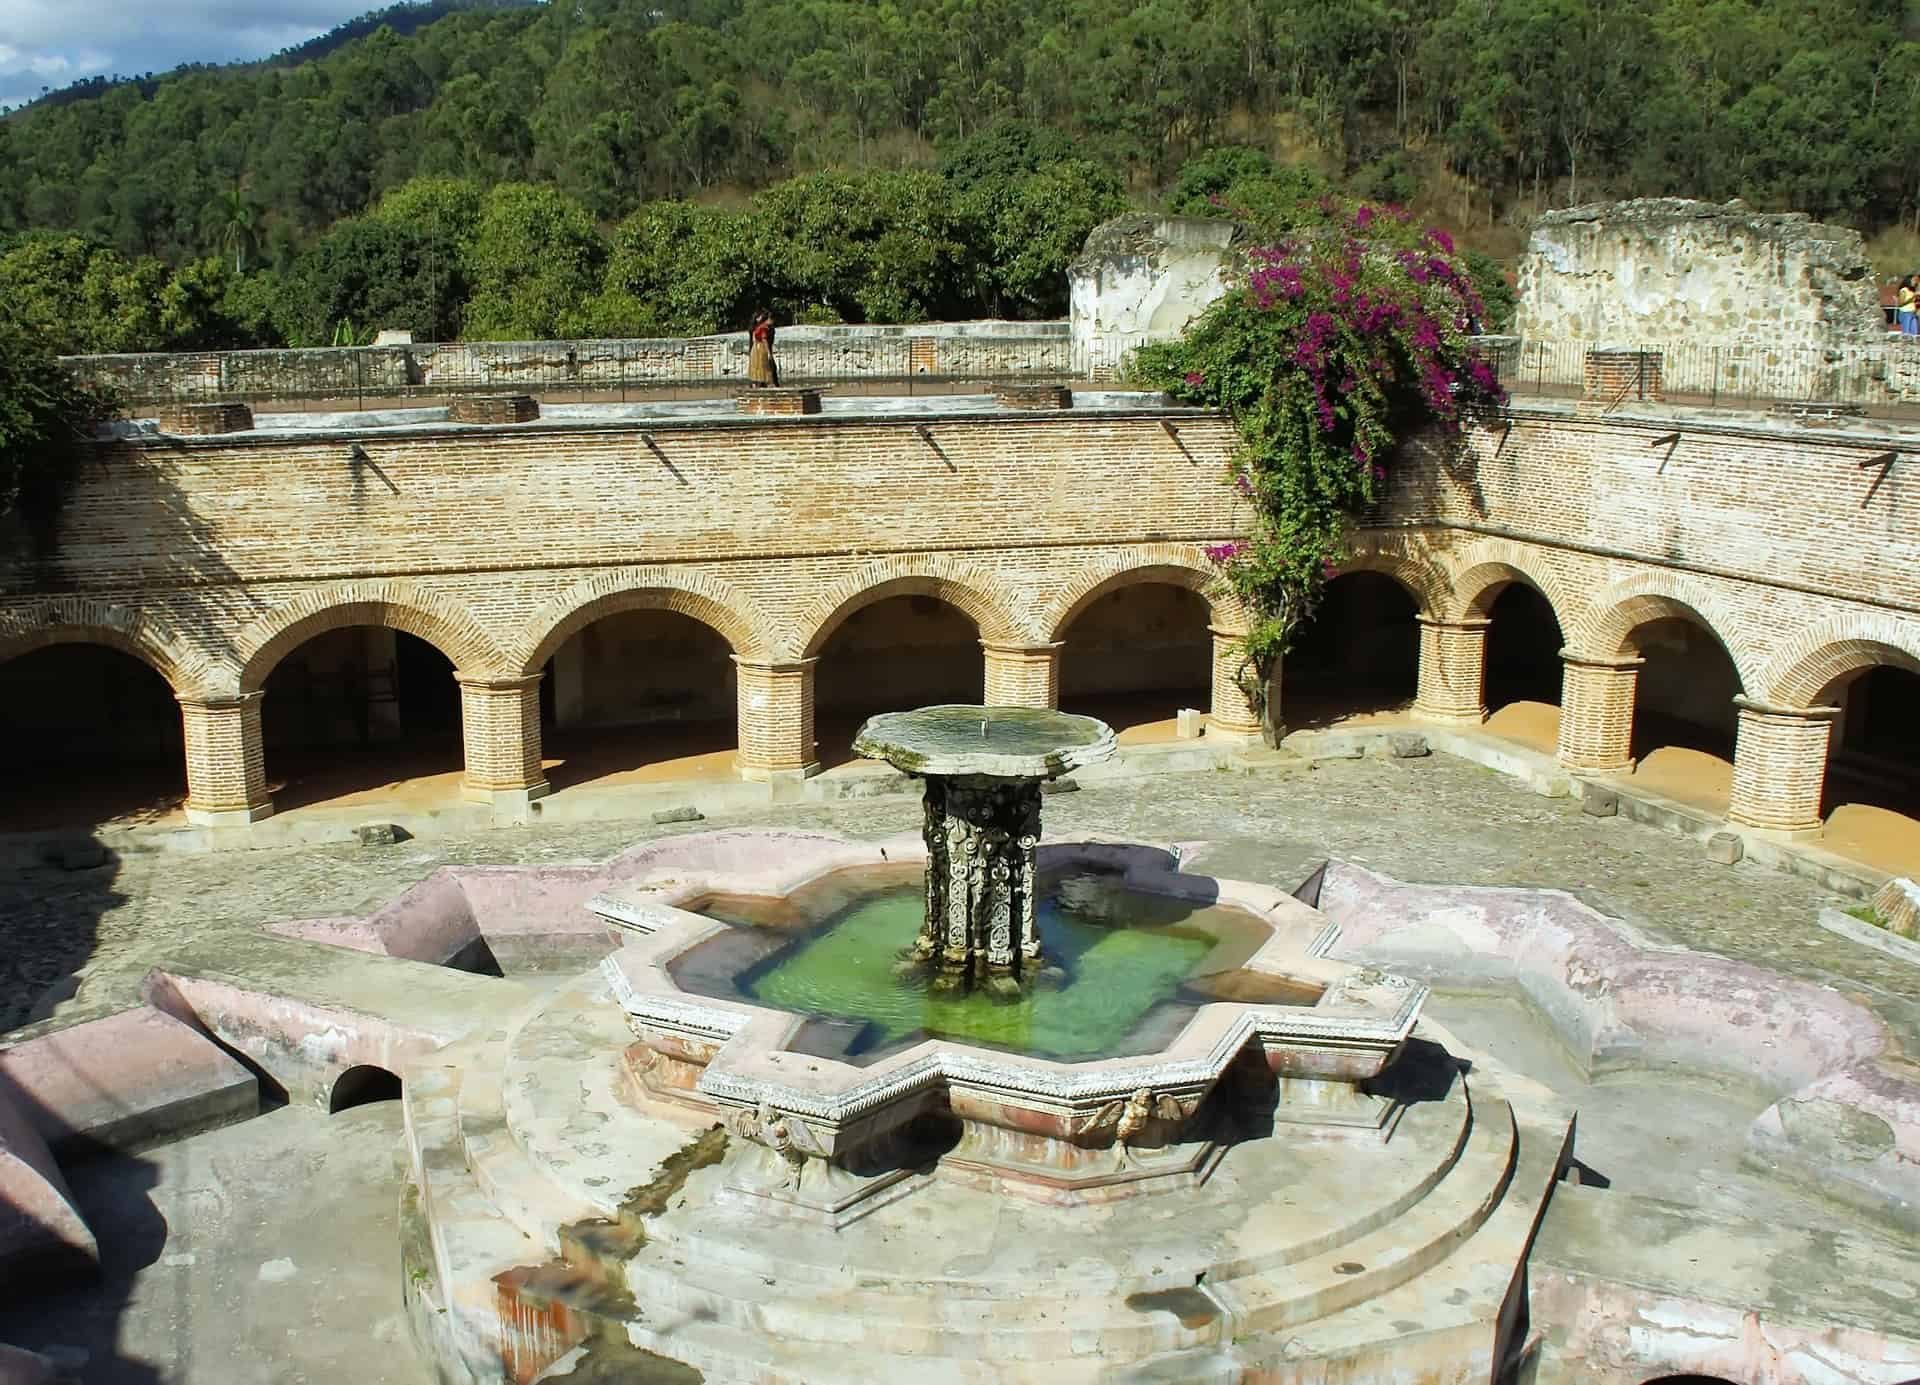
[395,705,1574,1383]
[852,705,1116,995]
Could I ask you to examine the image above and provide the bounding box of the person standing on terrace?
[747,310,780,386]
[1899,278,1918,337]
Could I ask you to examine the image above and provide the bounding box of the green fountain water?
[720,884,1271,1059]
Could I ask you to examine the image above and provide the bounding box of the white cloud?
[0,0,386,108]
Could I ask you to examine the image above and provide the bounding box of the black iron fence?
[63,322,1126,411]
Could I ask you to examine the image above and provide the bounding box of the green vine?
[1132,197,1505,744]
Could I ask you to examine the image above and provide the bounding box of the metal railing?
[61,322,1134,412]
[1474,334,1920,416]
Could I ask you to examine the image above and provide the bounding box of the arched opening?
[1819,664,1920,876]
[1640,1376,1744,1384]
[537,609,738,791]
[261,627,461,813]
[1058,583,1211,742]
[1283,572,1419,729]
[0,644,185,831]
[1623,616,1743,813]
[329,1064,402,1112]
[1482,583,1565,753]
[818,595,983,766]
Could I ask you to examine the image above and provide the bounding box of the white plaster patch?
[257,1257,297,1283]
[162,1251,196,1268]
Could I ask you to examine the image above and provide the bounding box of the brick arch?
[1564,573,1758,691]
[512,568,773,675]
[1757,612,1920,707]
[1333,534,1452,616]
[1040,544,1248,639]
[792,557,1027,659]
[1444,539,1576,629]
[0,599,217,695]
[233,581,506,693]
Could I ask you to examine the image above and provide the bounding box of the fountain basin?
[595,835,1425,1215]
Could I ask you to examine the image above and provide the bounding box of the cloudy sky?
[0,0,386,109]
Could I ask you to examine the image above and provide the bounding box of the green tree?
[462,182,605,339]
[0,310,112,558]
[280,217,464,345]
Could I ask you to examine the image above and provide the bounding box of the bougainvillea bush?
[1132,198,1505,744]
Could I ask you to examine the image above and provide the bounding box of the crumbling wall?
[1514,198,1885,350]
[1068,215,1244,377]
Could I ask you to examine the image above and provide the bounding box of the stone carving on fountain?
[855,705,1115,996]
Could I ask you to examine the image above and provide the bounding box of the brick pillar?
[1556,654,1642,772]
[457,673,549,811]
[1414,617,1491,724]
[1727,698,1838,835]
[1206,626,1265,746]
[735,658,819,783]
[180,692,273,826]
[982,641,1061,708]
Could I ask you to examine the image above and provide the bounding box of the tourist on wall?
[747,310,780,386]
[1899,278,1918,336]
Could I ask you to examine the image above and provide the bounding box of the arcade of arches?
[3,555,1918,875]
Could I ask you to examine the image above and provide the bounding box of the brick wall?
[0,407,1247,694]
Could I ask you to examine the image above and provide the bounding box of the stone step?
[1214,1093,1517,1334]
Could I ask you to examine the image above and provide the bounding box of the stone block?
[1581,787,1619,818]
[736,387,824,415]
[446,393,539,424]
[651,805,705,825]
[155,401,253,435]
[1707,831,1745,865]
[354,822,410,847]
[1041,777,1080,795]
[0,1085,96,1290]
[0,1007,259,1157]
[1175,708,1205,740]
[992,383,1073,409]
[1386,732,1431,759]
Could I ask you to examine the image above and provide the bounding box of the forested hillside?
[1,0,1912,352]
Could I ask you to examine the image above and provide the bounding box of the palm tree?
[206,183,261,274]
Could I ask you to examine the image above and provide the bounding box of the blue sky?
[0,1,383,109]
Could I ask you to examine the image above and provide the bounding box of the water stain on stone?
[1126,1286,1219,1329]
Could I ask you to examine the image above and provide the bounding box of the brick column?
[457,673,550,811]
[180,692,274,826]
[735,658,820,783]
[1414,617,1491,724]
[1206,626,1265,746]
[982,641,1061,708]
[1727,698,1838,836]
[1556,653,1642,772]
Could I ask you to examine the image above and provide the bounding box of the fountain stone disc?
[852,704,1117,780]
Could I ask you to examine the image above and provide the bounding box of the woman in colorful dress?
[746,310,780,386]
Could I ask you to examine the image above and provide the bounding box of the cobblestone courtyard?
[5,750,1910,1054]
